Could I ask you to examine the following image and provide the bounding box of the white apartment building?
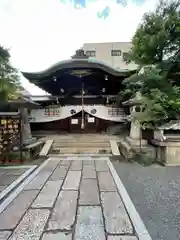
[82,42,137,70]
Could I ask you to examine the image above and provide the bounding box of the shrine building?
[22,49,135,134]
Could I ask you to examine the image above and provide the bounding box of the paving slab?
[0,185,7,192]
[98,157,110,161]
[62,171,81,190]
[0,171,5,178]
[0,231,12,240]
[98,172,117,191]
[70,160,82,170]
[79,179,100,205]
[49,165,69,180]
[108,236,138,240]
[41,160,60,172]
[32,180,63,208]
[42,232,72,239]
[47,190,78,231]
[101,192,133,234]
[83,164,95,170]
[24,172,51,190]
[95,160,109,171]
[66,156,80,161]
[0,190,38,230]
[9,209,50,240]
[66,156,91,161]
[3,168,28,176]
[49,157,65,161]
[83,159,95,165]
[0,175,18,185]
[82,165,96,179]
[74,206,106,240]
[60,160,72,166]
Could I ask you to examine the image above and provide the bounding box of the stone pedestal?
[125,136,147,147]
[126,120,147,147]
[130,119,141,139]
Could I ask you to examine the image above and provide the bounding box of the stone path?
[0,167,30,193]
[0,157,140,240]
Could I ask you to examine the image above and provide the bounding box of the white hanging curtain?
[30,105,126,123]
[84,105,125,122]
[30,106,82,122]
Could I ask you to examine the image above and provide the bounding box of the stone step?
[49,135,114,154]
[52,145,111,149]
[52,148,111,154]
[51,148,112,153]
[52,143,110,147]
[59,147,111,151]
[57,151,111,154]
[49,153,112,157]
[53,139,112,143]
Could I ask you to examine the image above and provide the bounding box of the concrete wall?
[82,42,138,70]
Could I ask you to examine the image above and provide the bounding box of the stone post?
[20,108,35,145]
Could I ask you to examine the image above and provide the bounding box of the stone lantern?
[122,92,147,147]
[8,97,39,145]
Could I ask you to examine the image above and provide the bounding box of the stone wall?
[151,139,180,165]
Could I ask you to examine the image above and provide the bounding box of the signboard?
[0,114,22,162]
[71,119,78,124]
[88,117,95,123]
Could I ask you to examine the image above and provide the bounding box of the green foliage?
[0,45,20,102]
[132,86,180,128]
[129,0,180,66]
[120,0,180,128]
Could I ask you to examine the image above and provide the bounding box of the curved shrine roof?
[22,58,136,81]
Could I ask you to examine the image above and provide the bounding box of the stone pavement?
[0,157,139,240]
[0,167,30,193]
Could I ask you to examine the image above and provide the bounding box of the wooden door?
[69,112,98,133]
[84,114,97,133]
[69,112,81,133]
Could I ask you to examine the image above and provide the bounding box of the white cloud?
[0,0,158,95]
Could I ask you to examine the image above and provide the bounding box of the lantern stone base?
[125,136,147,147]
[118,136,155,160]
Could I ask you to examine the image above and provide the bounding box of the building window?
[108,108,124,116]
[86,51,96,57]
[111,50,121,56]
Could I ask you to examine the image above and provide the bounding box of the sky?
[0,0,158,95]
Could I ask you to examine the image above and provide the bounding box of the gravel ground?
[112,161,180,240]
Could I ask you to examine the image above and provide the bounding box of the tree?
[0,45,20,102]
[121,0,180,128]
[127,0,180,66]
